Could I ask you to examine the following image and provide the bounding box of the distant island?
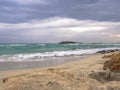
[58,41,82,44]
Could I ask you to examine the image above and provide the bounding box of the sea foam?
[0,47,119,62]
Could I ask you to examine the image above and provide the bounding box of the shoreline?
[0,54,104,89]
[0,55,87,71]
[0,54,99,77]
[0,55,89,80]
[0,53,120,90]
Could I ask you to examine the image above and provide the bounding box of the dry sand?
[0,53,120,90]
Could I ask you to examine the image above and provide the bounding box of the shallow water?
[0,43,120,62]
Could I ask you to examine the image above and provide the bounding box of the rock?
[89,72,112,83]
[106,86,120,90]
[46,81,63,90]
[97,50,107,54]
[103,52,120,72]
[89,71,120,83]
[3,78,9,83]
[97,49,119,54]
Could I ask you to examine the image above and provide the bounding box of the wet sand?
[0,55,86,71]
[0,55,86,80]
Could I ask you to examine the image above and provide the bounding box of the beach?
[1,52,120,90]
[0,0,120,89]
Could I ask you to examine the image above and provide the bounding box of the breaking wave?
[0,47,119,62]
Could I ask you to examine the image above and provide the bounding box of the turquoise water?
[0,43,120,62]
[0,43,120,55]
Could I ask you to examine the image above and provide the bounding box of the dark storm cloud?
[0,0,120,23]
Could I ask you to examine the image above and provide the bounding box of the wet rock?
[97,49,119,54]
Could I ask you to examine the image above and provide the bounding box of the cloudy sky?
[0,0,120,43]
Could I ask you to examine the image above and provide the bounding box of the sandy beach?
[0,53,120,90]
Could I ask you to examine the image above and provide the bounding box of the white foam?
[64,43,80,46]
[0,47,119,62]
[0,44,27,47]
[37,44,45,46]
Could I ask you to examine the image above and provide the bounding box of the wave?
[0,47,119,62]
[37,44,45,46]
[0,44,27,47]
[0,43,46,47]
[64,43,80,46]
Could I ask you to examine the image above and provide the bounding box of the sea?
[0,43,120,62]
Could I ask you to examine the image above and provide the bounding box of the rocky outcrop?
[103,52,120,72]
[89,71,120,83]
[96,49,119,54]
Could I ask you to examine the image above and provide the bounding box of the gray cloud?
[0,0,120,43]
[0,0,120,23]
[0,17,120,43]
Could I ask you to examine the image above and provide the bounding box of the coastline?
[0,55,89,80]
[0,55,87,71]
[0,53,105,90]
[0,52,120,90]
